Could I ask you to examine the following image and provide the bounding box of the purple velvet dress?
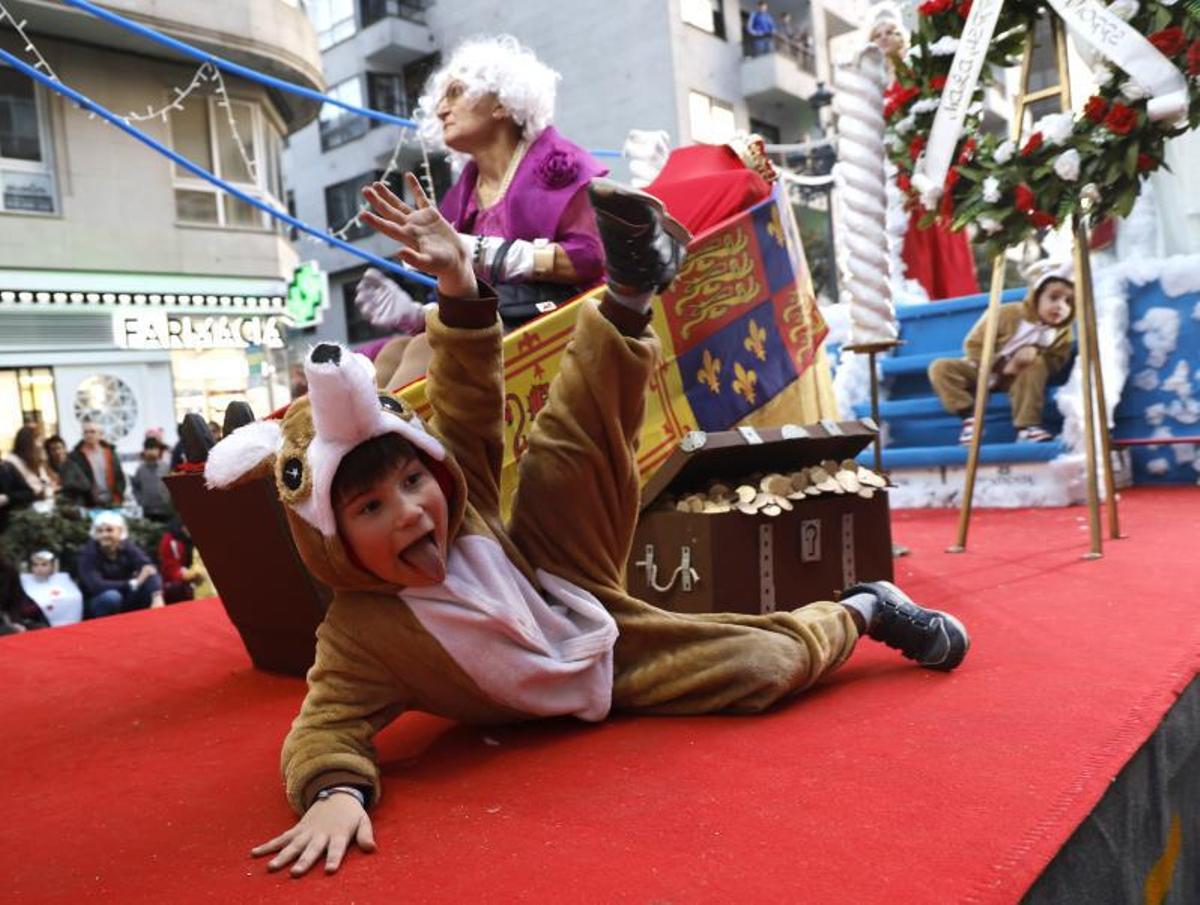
[439,125,609,287]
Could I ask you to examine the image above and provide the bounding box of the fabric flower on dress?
[535,150,580,189]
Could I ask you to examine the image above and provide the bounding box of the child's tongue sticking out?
[401,534,446,584]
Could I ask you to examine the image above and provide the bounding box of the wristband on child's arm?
[313,785,367,808]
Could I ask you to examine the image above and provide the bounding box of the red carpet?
[2,488,1197,904]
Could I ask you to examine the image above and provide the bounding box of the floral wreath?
[884,0,1200,256]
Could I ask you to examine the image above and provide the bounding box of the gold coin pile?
[658,460,888,517]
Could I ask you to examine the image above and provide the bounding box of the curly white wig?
[415,34,559,151]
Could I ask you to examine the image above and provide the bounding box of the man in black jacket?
[61,420,126,509]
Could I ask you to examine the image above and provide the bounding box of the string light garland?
[0,1,61,81]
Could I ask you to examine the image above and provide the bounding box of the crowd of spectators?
[0,419,213,635]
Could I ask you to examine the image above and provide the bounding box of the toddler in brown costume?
[928,261,1076,444]
[206,174,969,878]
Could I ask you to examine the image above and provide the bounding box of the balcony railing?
[742,33,816,74]
[359,0,430,28]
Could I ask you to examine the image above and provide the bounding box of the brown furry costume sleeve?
[281,611,408,813]
[424,293,506,526]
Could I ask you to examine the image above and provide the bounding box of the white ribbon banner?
[913,0,1189,199]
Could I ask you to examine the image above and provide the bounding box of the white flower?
[1120,79,1149,101]
[1081,183,1102,210]
[1093,64,1114,86]
[1035,112,1074,146]
[1107,0,1138,21]
[982,176,1002,203]
[929,36,960,56]
[890,137,907,155]
[993,140,1015,164]
[978,216,1004,235]
[911,98,941,114]
[1054,148,1082,181]
[1160,0,1178,5]
[895,114,916,134]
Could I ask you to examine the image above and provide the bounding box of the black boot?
[587,178,691,294]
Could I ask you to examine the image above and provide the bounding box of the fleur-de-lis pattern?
[732,361,758,405]
[744,319,767,361]
[697,349,721,394]
[766,206,785,247]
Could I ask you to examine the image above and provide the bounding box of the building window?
[403,53,440,119]
[0,68,57,215]
[169,96,279,229]
[308,0,357,50]
[681,0,725,39]
[319,77,370,150]
[366,72,406,126]
[360,0,430,28]
[324,171,377,241]
[0,367,58,444]
[688,91,736,145]
[749,117,781,145]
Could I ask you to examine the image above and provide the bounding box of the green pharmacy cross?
[286,261,328,328]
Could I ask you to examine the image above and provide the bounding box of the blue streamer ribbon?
[0,47,436,288]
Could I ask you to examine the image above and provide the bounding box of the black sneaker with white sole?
[842,580,970,671]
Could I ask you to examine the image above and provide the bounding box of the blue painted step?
[859,439,1066,469]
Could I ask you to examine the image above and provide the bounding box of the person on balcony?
[747,1,776,57]
[354,34,608,390]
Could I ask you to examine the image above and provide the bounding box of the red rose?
[931,74,947,91]
[957,0,973,17]
[897,171,912,192]
[909,135,926,159]
[1084,96,1109,124]
[944,166,960,190]
[1187,40,1200,77]
[1020,132,1044,156]
[884,84,920,120]
[918,0,954,14]
[1030,210,1057,229]
[1137,153,1157,172]
[1014,184,1036,213]
[956,137,977,165]
[1104,102,1139,136]
[1149,27,1187,58]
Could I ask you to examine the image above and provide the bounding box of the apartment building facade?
[0,0,323,459]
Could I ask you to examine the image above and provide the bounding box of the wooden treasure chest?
[625,419,893,615]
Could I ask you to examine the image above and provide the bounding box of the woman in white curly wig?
[358,35,608,388]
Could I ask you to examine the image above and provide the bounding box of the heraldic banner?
[400,186,833,515]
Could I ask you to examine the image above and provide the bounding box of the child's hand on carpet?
[251,794,376,877]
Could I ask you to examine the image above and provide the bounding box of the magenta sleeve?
[553,187,605,286]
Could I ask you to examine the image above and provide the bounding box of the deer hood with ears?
[203,342,468,593]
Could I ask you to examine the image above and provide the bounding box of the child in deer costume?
[207,174,969,878]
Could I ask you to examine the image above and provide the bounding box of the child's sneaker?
[957,416,976,445]
[1016,425,1054,443]
[588,178,691,293]
[842,580,969,671]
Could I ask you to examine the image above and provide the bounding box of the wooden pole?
[1053,22,1122,542]
[948,256,1006,552]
